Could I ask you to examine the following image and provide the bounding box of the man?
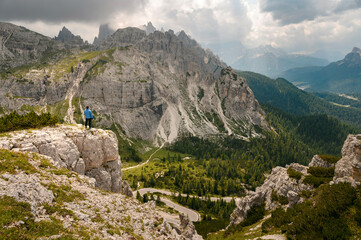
[84,106,93,129]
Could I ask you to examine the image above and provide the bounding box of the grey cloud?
[335,0,361,12]
[260,0,361,25]
[0,0,145,23]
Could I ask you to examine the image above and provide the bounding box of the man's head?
[86,106,89,109]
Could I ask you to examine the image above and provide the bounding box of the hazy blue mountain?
[282,47,361,94]
[206,43,329,77]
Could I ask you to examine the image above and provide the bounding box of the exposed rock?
[179,214,203,240]
[55,26,75,43]
[0,173,54,213]
[309,155,335,168]
[0,124,122,192]
[144,22,156,35]
[333,134,361,186]
[121,180,133,197]
[93,23,115,45]
[230,165,312,226]
[54,26,85,47]
[0,22,64,70]
[0,149,203,239]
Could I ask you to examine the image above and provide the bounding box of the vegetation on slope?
[0,111,58,133]
[240,71,361,128]
[262,104,359,155]
[262,183,361,239]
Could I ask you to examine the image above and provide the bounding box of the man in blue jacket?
[84,106,93,129]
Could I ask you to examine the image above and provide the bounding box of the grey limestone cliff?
[0,23,267,145]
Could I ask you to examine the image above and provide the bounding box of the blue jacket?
[84,109,93,119]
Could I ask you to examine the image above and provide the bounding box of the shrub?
[271,191,289,205]
[303,175,331,187]
[0,111,58,133]
[318,154,341,164]
[264,183,356,239]
[287,167,302,180]
[308,166,334,177]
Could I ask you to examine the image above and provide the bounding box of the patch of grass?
[0,149,37,174]
[50,168,75,177]
[46,183,85,204]
[43,202,77,219]
[39,158,55,169]
[0,196,65,239]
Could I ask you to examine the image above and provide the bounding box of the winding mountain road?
[133,189,201,222]
[135,188,236,203]
[122,143,165,171]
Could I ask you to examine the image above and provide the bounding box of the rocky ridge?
[0,148,202,239]
[0,23,267,145]
[0,22,64,70]
[54,26,85,47]
[230,134,361,227]
[0,124,126,193]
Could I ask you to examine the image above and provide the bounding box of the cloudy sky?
[0,0,360,59]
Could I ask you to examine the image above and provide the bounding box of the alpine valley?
[1,21,361,240]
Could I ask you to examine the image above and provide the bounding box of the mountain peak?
[351,47,361,54]
[145,22,156,35]
[55,26,74,43]
[93,23,115,45]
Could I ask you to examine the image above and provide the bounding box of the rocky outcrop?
[230,163,312,226]
[309,154,335,168]
[333,134,361,186]
[0,172,54,213]
[0,124,124,192]
[0,149,202,239]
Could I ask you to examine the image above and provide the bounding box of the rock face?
[93,23,115,45]
[0,22,267,145]
[54,26,85,47]
[0,172,54,213]
[333,134,361,186]
[0,22,63,70]
[309,155,335,168]
[0,124,124,192]
[230,163,312,226]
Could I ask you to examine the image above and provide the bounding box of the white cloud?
[1,0,360,57]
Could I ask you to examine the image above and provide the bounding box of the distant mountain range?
[206,42,329,77]
[239,71,361,129]
[281,47,361,94]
